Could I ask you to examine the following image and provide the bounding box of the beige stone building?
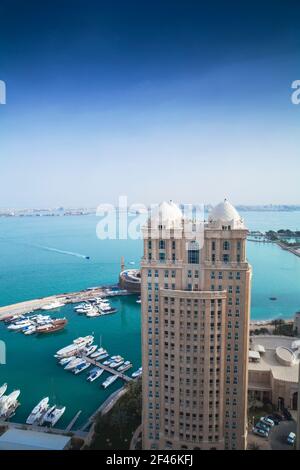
[141,200,252,450]
[248,335,299,411]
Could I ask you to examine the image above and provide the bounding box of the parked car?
[252,427,269,438]
[256,422,270,433]
[260,416,275,427]
[272,413,283,422]
[287,432,296,445]
[267,415,280,426]
[283,408,292,421]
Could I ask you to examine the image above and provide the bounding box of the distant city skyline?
[0,0,299,207]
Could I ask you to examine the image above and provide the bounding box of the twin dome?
[148,199,245,229]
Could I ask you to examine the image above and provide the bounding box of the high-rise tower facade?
[141,200,252,450]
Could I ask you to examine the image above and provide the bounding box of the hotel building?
[141,200,252,450]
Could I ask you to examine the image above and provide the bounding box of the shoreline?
[0,285,133,320]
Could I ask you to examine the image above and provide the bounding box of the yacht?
[42,405,66,427]
[26,397,49,425]
[55,335,94,358]
[117,361,132,372]
[73,361,91,375]
[87,367,104,382]
[132,367,143,378]
[59,355,76,366]
[0,383,7,399]
[41,300,65,311]
[0,390,21,418]
[90,348,107,359]
[64,357,84,371]
[102,375,118,389]
[110,359,124,368]
[82,345,98,356]
[86,310,101,317]
[23,325,36,335]
[7,319,33,331]
[98,352,109,360]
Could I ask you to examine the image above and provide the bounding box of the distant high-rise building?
[141,200,252,450]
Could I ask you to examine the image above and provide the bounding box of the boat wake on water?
[31,244,90,260]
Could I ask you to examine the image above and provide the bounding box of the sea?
[0,211,299,429]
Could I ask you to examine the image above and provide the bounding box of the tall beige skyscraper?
[141,200,252,450]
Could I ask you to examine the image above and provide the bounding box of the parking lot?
[248,418,297,450]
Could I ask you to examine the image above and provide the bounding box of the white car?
[287,432,296,445]
[260,416,274,427]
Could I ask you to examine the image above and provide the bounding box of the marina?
[0,212,299,432]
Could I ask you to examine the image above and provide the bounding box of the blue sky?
[0,0,299,207]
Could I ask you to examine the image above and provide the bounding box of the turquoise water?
[0,211,299,427]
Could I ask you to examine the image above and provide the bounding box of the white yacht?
[55,335,94,358]
[59,355,76,366]
[87,367,104,382]
[90,348,107,359]
[83,345,98,356]
[102,375,118,389]
[41,300,65,311]
[132,367,142,378]
[0,383,7,399]
[110,359,124,368]
[117,361,132,372]
[26,397,49,425]
[0,390,21,418]
[42,405,66,427]
[64,357,84,370]
[7,319,33,331]
[73,361,91,374]
[23,325,36,335]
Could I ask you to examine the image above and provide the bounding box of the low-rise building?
[248,336,299,411]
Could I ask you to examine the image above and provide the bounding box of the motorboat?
[0,383,7,399]
[42,405,66,427]
[26,397,49,425]
[55,335,94,358]
[7,319,33,331]
[132,367,142,378]
[73,361,91,375]
[82,345,98,356]
[64,357,84,370]
[23,325,37,335]
[90,348,107,359]
[0,390,21,418]
[36,318,67,334]
[110,359,124,368]
[59,355,76,366]
[98,352,109,360]
[102,375,118,389]
[87,367,104,382]
[117,361,132,372]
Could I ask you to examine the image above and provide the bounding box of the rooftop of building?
[249,335,300,383]
[0,428,71,450]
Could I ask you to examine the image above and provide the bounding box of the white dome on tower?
[148,201,183,229]
[208,199,245,229]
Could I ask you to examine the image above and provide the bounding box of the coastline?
[0,285,132,320]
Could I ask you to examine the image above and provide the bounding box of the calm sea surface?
[0,211,299,428]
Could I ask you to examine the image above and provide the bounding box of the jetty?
[81,355,133,383]
[65,410,82,431]
[0,285,133,321]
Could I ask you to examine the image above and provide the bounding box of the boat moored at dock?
[55,335,94,358]
[102,375,119,389]
[26,397,49,425]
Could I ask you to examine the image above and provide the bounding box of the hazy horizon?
[1,1,299,207]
